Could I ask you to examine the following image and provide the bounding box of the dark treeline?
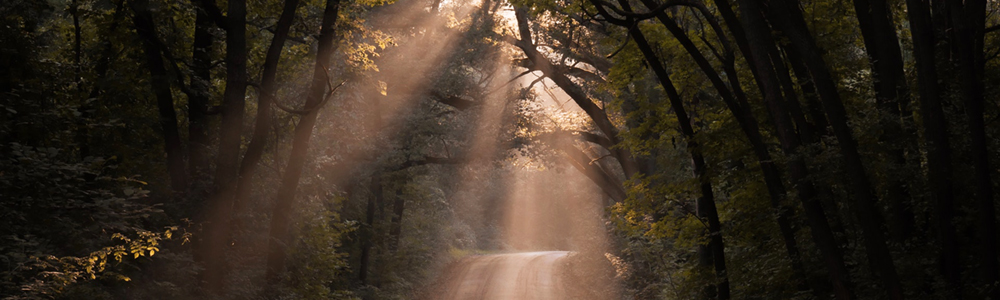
[508,0,1000,298]
[2,0,1000,299]
[1,0,523,298]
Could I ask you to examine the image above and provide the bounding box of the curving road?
[434,251,570,300]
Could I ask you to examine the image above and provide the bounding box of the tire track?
[433,251,569,300]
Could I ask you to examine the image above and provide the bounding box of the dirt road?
[433,251,570,300]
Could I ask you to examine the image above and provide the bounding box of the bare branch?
[275,80,347,115]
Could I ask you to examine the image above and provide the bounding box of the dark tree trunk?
[201,0,247,292]
[213,0,248,197]
[188,2,215,185]
[761,0,904,298]
[951,1,998,298]
[631,33,729,300]
[359,175,381,284]
[583,4,729,295]
[771,51,817,143]
[130,0,187,192]
[71,0,87,160]
[77,0,125,161]
[389,186,404,251]
[230,0,301,237]
[265,0,343,283]
[851,0,916,241]
[733,0,856,298]
[554,133,628,204]
[780,46,829,138]
[906,0,961,297]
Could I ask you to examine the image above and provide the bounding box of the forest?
[2,0,1000,299]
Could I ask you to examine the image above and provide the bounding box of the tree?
[265,0,344,283]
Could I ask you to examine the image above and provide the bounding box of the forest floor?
[425,251,570,300]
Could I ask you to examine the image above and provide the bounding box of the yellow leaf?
[378,80,388,96]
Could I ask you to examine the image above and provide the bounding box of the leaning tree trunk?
[130,0,187,192]
[599,13,730,298]
[265,0,343,283]
[761,0,904,298]
[851,0,916,241]
[512,7,638,179]
[732,0,856,298]
[230,0,301,239]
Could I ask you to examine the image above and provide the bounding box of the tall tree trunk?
[906,0,961,297]
[71,0,88,160]
[77,0,126,161]
[761,0,904,298]
[230,0,301,238]
[951,1,998,297]
[733,0,856,298]
[201,0,247,292]
[851,0,916,241]
[265,0,343,283]
[214,0,248,200]
[359,175,380,284]
[130,0,188,192]
[389,185,404,252]
[188,2,215,186]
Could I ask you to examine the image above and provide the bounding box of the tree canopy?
[2,0,1000,299]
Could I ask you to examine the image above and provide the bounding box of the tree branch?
[275,80,347,115]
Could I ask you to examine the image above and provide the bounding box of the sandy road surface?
[433,251,570,300]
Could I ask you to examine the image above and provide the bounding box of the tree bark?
[188,0,216,185]
[781,46,829,138]
[359,175,380,284]
[389,185,405,251]
[761,0,904,298]
[265,0,343,283]
[130,0,188,192]
[585,7,730,296]
[230,0,301,238]
[906,0,960,297]
[851,0,916,241]
[214,0,248,196]
[550,133,628,204]
[951,1,997,297]
[201,0,247,292]
[71,0,87,160]
[734,0,855,298]
[77,0,126,161]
